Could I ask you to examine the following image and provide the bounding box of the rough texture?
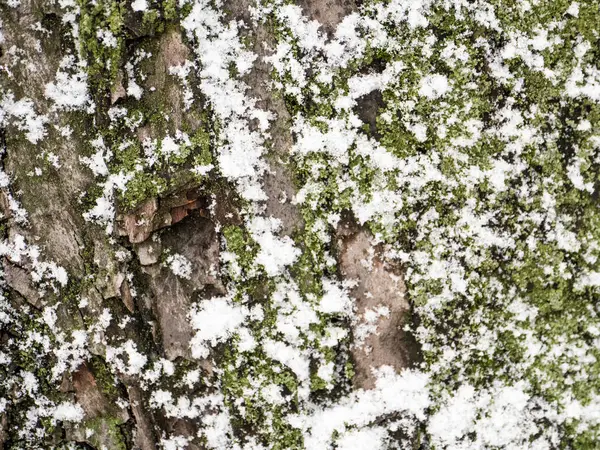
[4,0,594,448]
[0,0,419,446]
[337,220,420,389]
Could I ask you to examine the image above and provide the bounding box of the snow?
[299,367,430,448]
[83,172,133,233]
[166,253,192,279]
[263,339,310,382]
[161,435,191,450]
[97,29,118,48]
[429,382,548,450]
[45,69,90,111]
[160,136,182,158]
[106,340,147,376]
[80,138,111,177]
[1,0,599,446]
[52,402,85,422]
[318,279,353,316]
[566,2,579,16]
[189,296,248,359]
[418,74,450,99]
[1,94,47,143]
[131,0,147,11]
[336,428,387,450]
[248,217,300,277]
[127,80,143,100]
[181,0,270,201]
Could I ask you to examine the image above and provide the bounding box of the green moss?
[222,225,259,274]
[190,128,213,170]
[163,0,178,20]
[77,0,126,93]
[119,172,167,211]
[142,9,164,34]
[220,346,304,448]
[88,356,121,398]
[310,374,328,392]
[83,416,129,450]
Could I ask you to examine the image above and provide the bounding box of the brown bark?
[0,0,419,447]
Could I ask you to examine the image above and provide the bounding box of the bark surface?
[0,0,419,448]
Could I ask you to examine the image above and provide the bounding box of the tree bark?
[0,0,419,448]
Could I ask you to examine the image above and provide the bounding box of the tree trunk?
[5,0,595,448]
[0,0,419,448]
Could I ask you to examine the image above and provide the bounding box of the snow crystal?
[300,367,430,448]
[106,340,147,376]
[45,70,90,111]
[336,427,387,450]
[248,217,300,276]
[189,296,248,359]
[131,0,147,11]
[1,94,47,143]
[318,279,353,316]
[53,402,85,422]
[166,253,192,279]
[263,339,310,382]
[418,74,450,99]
